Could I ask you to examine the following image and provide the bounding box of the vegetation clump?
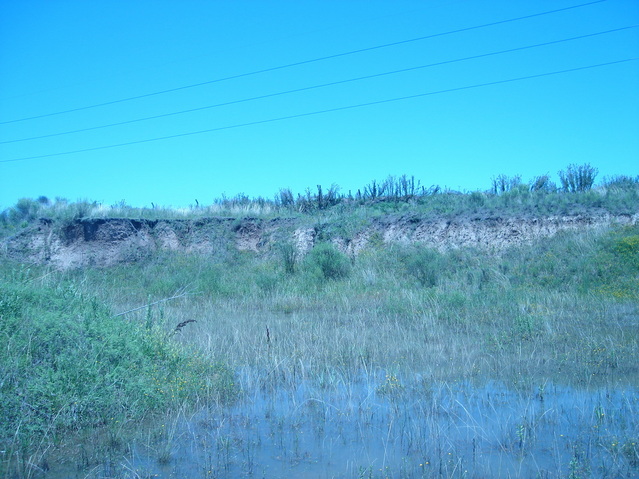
[303,242,351,281]
[392,245,448,287]
[0,267,236,466]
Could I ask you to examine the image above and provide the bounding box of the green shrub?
[13,198,41,221]
[502,226,639,298]
[469,191,486,206]
[0,272,236,452]
[529,174,557,192]
[303,242,351,280]
[592,226,639,299]
[610,231,639,268]
[254,264,280,293]
[504,232,595,290]
[491,174,522,195]
[395,246,447,287]
[128,253,225,297]
[603,175,639,190]
[558,163,598,192]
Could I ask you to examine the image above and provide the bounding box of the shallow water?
[33,374,639,478]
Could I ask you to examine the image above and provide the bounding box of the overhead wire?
[0,0,607,125]
[2,24,634,146]
[0,1,440,103]
[1,57,635,164]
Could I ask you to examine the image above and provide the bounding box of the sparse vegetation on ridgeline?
[1,165,638,240]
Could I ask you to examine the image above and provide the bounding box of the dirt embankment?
[3,213,638,269]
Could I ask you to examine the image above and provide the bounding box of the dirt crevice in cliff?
[3,213,637,269]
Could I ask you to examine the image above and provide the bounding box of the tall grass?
[48,223,639,388]
[0,266,236,477]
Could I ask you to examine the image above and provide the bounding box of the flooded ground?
[40,372,638,479]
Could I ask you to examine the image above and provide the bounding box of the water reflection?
[128,374,638,478]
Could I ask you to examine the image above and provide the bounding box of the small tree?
[399,247,445,287]
[491,175,522,195]
[9,198,40,224]
[558,164,598,192]
[603,175,639,191]
[277,188,295,208]
[529,174,556,193]
[364,179,383,200]
[304,243,350,280]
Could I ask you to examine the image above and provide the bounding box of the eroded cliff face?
[3,213,638,269]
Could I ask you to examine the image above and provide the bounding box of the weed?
[376,373,405,397]
[303,242,350,281]
[277,241,297,275]
[559,163,598,193]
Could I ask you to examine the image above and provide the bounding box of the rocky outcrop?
[3,213,637,269]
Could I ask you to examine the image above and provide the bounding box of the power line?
[2,25,634,145]
[0,2,437,103]
[0,0,607,125]
[1,57,635,164]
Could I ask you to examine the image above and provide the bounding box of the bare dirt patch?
[3,213,637,269]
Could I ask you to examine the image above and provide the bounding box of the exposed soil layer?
[3,213,638,269]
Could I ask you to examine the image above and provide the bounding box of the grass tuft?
[0,269,236,470]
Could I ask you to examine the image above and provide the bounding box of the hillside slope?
[4,212,638,269]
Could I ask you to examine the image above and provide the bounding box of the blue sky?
[1,0,638,209]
